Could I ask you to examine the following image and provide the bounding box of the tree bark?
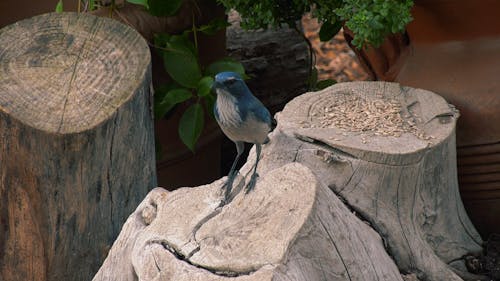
[93,82,484,281]
[0,12,156,281]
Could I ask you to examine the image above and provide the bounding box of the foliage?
[123,0,245,151]
[216,0,414,48]
[335,0,414,47]
[55,0,64,13]
[153,20,245,151]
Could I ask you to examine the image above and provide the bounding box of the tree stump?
[0,12,156,281]
[93,82,484,281]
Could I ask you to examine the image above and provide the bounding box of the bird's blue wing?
[235,88,272,127]
[249,98,272,126]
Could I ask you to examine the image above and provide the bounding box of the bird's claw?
[220,170,258,205]
[220,176,235,206]
[245,172,259,194]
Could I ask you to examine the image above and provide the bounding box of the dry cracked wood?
[241,82,484,280]
[93,163,402,281]
[94,82,485,280]
[0,12,156,281]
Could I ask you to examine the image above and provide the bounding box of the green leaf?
[55,0,63,13]
[155,88,192,119]
[126,0,148,9]
[148,0,183,16]
[89,0,95,10]
[197,18,231,35]
[179,103,204,151]
[154,83,177,102]
[197,76,214,97]
[203,92,216,119]
[316,79,337,90]
[163,40,202,88]
[319,20,342,42]
[169,34,196,56]
[205,58,246,77]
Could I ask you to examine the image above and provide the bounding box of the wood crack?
[294,133,358,159]
[159,240,258,278]
[107,115,118,227]
[354,224,381,281]
[190,207,222,253]
[292,143,304,162]
[57,16,100,133]
[317,215,353,281]
[395,172,417,269]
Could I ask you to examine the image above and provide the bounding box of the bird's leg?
[245,144,262,194]
[223,141,244,203]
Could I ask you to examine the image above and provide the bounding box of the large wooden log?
[0,12,156,281]
[94,163,402,281]
[94,82,484,280]
[246,82,484,280]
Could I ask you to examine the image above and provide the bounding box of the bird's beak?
[211,81,222,93]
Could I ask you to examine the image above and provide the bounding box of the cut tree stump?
[93,82,484,281]
[0,12,156,281]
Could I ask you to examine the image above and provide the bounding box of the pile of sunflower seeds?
[308,93,431,140]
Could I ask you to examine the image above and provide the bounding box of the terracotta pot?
[346,0,500,237]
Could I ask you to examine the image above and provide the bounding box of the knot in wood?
[141,205,157,225]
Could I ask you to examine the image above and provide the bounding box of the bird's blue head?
[212,72,248,97]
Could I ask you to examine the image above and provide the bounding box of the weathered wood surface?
[252,82,484,280]
[94,163,402,281]
[0,12,156,281]
[94,82,484,280]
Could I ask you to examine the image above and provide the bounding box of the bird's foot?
[245,172,259,194]
[219,177,235,206]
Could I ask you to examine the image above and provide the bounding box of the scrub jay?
[212,71,272,203]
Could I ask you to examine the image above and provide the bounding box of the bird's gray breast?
[215,90,270,144]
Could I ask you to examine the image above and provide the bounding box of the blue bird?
[212,71,272,203]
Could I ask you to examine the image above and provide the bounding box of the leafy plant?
[335,0,414,47]
[216,0,414,49]
[152,18,245,151]
[123,0,248,151]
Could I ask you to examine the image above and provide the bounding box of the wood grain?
[0,12,150,133]
[0,12,156,281]
[93,82,484,280]
[94,164,402,281]
[254,81,483,280]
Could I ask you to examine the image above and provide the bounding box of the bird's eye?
[225,77,237,85]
